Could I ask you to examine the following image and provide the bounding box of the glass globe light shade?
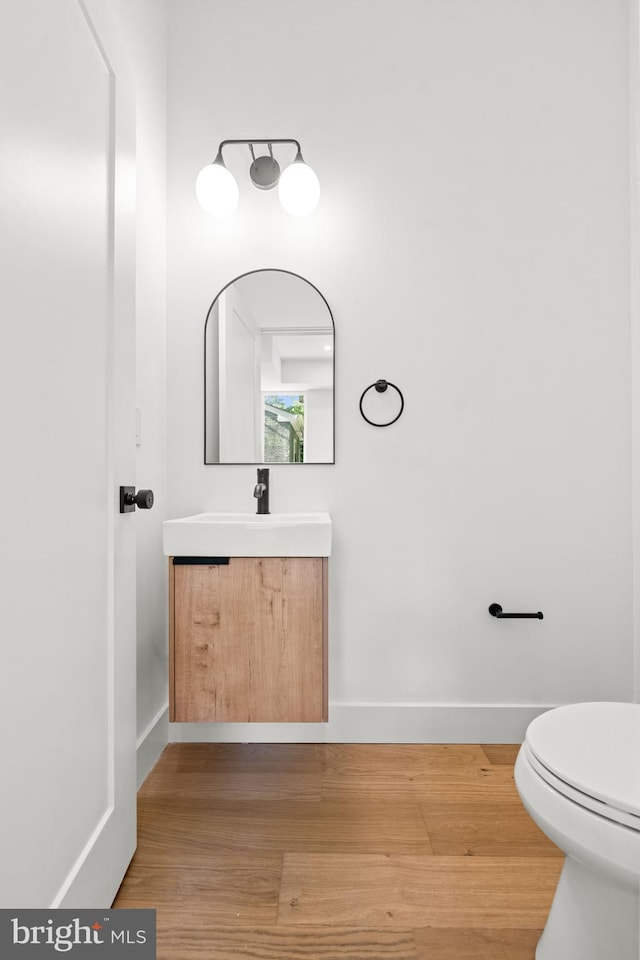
[277,160,320,216]
[195,162,239,218]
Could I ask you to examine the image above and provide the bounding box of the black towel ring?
[359,379,405,427]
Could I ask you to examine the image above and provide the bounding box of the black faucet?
[253,468,270,515]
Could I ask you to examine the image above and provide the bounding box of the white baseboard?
[54,806,134,908]
[137,703,169,787]
[168,702,555,744]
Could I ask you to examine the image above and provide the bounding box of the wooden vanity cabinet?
[169,556,328,722]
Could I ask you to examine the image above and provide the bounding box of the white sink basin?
[163,512,332,558]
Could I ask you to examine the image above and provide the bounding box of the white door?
[0,0,137,907]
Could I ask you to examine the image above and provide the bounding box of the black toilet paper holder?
[489,603,543,620]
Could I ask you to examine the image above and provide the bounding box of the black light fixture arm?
[214,138,303,162]
[211,140,306,193]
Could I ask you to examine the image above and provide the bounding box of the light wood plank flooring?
[113,743,562,959]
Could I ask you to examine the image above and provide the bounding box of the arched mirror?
[205,269,335,464]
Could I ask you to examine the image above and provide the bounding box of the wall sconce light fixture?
[196,139,320,218]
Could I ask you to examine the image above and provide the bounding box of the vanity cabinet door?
[170,557,328,722]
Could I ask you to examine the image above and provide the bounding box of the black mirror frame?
[203,267,335,465]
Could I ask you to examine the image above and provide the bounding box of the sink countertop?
[162,511,332,557]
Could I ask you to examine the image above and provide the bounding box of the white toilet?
[514,701,640,960]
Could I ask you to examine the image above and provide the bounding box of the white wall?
[116,0,169,778]
[166,0,634,741]
[305,388,334,464]
[631,0,640,701]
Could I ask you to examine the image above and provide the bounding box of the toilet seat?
[524,702,640,832]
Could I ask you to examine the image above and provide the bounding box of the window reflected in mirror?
[264,394,304,463]
[204,270,334,464]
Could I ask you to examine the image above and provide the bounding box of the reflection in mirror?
[205,269,334,464]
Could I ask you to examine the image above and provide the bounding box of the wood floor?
[113,743,563,959]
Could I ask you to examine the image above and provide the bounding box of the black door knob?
[131,489,154,509]
[119,486,155,513]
